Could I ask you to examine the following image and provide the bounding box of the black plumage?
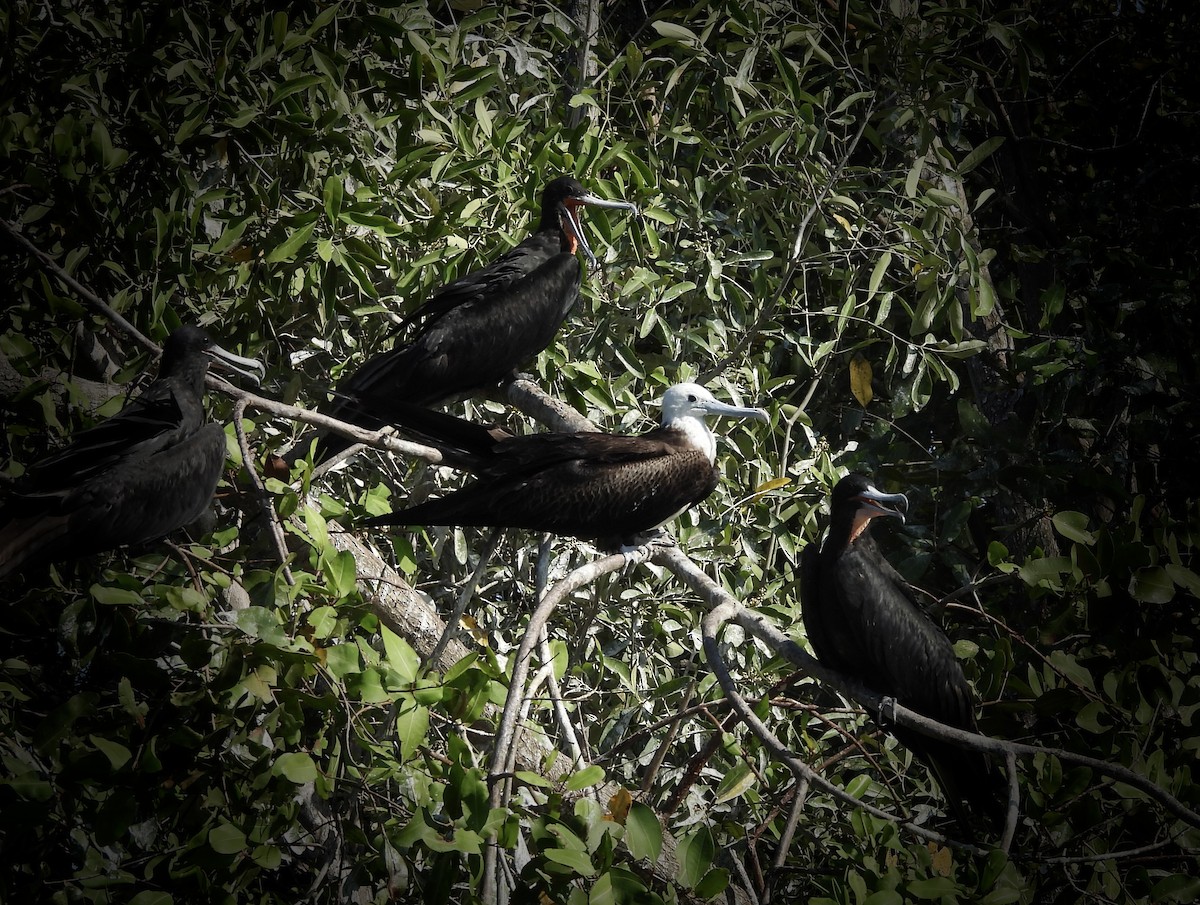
[365,383,767,545]
[0,326,264,578]
[800,474,1003,832]
[316,176,638,461]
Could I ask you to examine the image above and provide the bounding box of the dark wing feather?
[833,542,975,727]
[0,423,226,578]
[371,431,718,540]
[403,233,566,330]
[827,538,1002,830]
[337,241,579,410]
[24,381,198,489]
[800,539,843,673]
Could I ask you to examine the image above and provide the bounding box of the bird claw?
[617,528,675,573]
[879,695,897,725]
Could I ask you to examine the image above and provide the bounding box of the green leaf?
[651,21,699,44]
[864,891,903,905]
[1019,556,1072,588]
[208,822,246,855]
[867,252,891,301]
[323,549,357,597]
[270,73,324,106]
[565,764,606,791]
[907,877,959,899]
[394,696,429,762]
[89,584,143,606]
[625,801,662,862]
[714,762,756,803]
[957,137,1005,175]
[274,752,318,784]
[1151,874,1200,903]
[381,625,420,683]
[323,175,343,222]
[694,868,729,899]
[308,605,339,639]
[543,846,595,877]
[325,642,361,679]
[974,277,997,317]
[1052,510,1096,545]
[1165,564,1200,597]
[90,735,132,770]
[265,221,316,263]
[128,893,174,905]
[1129,567,1174,604]
[677,827,715,888]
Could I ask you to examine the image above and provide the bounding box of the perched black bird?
[0,326,264,578]
[315,176,639,461]
[800,474,1003,832]
[364,383,768,546]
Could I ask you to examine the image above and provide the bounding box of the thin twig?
[764,785,808,904]
[539,626,585,766]
[206,381,444,464]
[480,544,652,904]
[699,595,970,849]
[1,217,158,353]
[430,528,502,665]
[701,104,875,382]
[1000,750,1019,854]
[233,398,295,586]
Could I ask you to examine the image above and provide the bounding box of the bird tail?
[0,512,72,580]
[312,396,385,463]
[362,400,510,472]
[899,728,1008,838]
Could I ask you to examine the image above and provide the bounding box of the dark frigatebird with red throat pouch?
[800,473,1005,835]
[0,325,265,578]
[363,383,768,548]
[314,176,639,461]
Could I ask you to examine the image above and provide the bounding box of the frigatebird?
[0,326,265,578]
[315,176,639,461]
[364,383,768,546]
[800,474,1003,832]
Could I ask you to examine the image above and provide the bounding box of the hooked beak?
[207,344,266,387]
[854,485,909,524]
[562,191,640,269]
[697,398,770,424]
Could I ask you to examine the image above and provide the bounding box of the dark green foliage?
[2,1,1197,902]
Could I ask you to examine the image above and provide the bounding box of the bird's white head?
[658,383,769,461]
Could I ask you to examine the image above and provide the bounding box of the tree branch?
[1,217,158,354]
[653,544,1200,832]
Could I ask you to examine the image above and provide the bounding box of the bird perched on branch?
[364,383,768,548]
[800,474,1004,834]
[0,325,264,578]
[314,176,639,461]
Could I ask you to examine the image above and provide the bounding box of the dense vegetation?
[1,1,1196,903]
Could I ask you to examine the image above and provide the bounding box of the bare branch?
[233,398,295,585]
[654,544,1200,832]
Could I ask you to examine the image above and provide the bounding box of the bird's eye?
[687,394,697,402]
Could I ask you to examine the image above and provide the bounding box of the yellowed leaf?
[460,614,489,647]
[833,213,854,234]
[607,787,633,825]
[753,476,792,496]
[929,842,953,876]
[849,353,873,406]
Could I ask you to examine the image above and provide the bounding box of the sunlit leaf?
[275,752,318,784]
[849,353,873,406]
[208,823,246,855]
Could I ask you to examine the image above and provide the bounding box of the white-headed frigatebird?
[314,175,639,461]
[800,473,1004,834]
[0,325,265,578]
[363,383,768,547]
